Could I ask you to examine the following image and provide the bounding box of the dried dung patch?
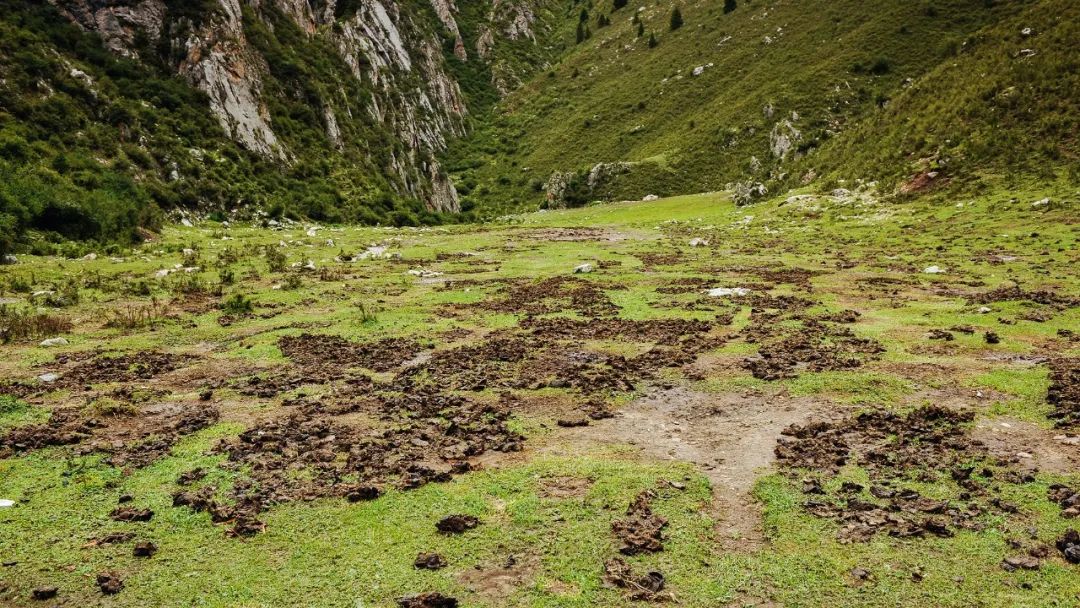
[612,490,668,555]
[50,351,198,388]
[1047,358,1080,429]
[776,405,1027,542]
[520,316,724,344]
[178,391,522,535]
[0,402,218,467]
[969,285,1080,309]
[279,334,429,373]
[740,298,883,380]
[475,276,620,317]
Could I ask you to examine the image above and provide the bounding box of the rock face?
[48,0,545,213]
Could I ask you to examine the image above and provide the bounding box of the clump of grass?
[357,301,378,324]
[221,293,254,315]
[283,273,304,290]
[86,397,138,418]
[0,305,72,343]
[264,246,287,273]
[105,298,168,330]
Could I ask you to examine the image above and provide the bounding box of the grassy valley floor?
[0,187,1078,607]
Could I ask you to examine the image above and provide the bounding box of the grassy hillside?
[447,0,1079,215]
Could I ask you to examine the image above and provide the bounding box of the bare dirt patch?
[973,417,1080,475]
[549,386,832,550]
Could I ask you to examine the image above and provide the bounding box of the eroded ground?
[0,190,1078,607]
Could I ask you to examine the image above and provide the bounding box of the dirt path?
[541,385,837,550]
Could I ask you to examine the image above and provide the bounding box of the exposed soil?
[973,417,1080,475]
[551,387,830,550]
[458,554,539,601]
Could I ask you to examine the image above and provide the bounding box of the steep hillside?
[0,0,570,254]
[447,0,1079,214]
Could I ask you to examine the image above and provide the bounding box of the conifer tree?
[670,7,683,30]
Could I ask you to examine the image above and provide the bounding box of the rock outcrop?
[47,0,549,213]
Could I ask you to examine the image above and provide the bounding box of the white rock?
[692,65,705,76]
[38,373,60,383]
[1021,27,1034,36]
[573,263,594,274]
[707,287,750,297]
[923,265,945,274]
[978,306,992,314]
[40,338,68,347]
[182,248,195,256]
[642,194,660,201]
[1016,452,1033,459]
[0,499,14,508]
[306,227,318,237]
[181,218,194,227]
[688,238,709,247]
[155,269,172,278]
[1,254,16,265]
[1032,197,1050,207]
[82,253,97,261]
[1053,435,1080,446]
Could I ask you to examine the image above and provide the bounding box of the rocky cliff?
[47,0,546,213]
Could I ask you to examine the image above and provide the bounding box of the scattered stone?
[39,337,68,347]
[642,194,659,201]
[0,499,14,508]
[706,287,750,297]
[923,265,945,274]
[436,514,479,534]
[37,373,60,383]
[688,237,709,247]
[573,263,594,274]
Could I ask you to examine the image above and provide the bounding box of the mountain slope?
[447,0,1079,214]
[0,0,568,254]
